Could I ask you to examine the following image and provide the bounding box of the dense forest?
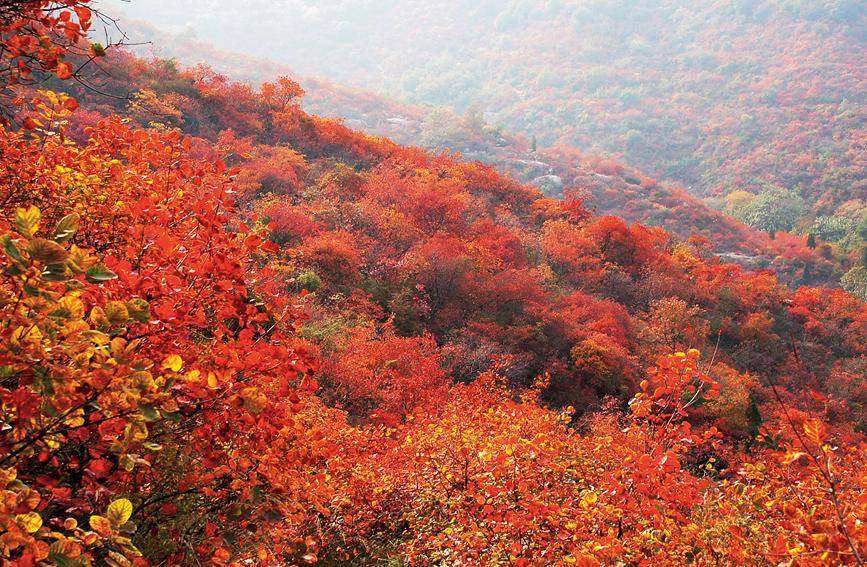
[117,2,866,208]
[0,1,864,565]
[120,10,866,293]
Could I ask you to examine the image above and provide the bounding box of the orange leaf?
[88,515,112,537]
[212,547,230,564]
[802,419,826,446]
[56,62,72,80]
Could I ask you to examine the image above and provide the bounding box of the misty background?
[101,0,866,259]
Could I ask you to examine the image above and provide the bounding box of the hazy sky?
[103,0,510,87]
[104,0,418,77]
[106,0,323,56]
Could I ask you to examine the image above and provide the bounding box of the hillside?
[0,2,864,565]
[111,19,851,287]
[117,0,867,258]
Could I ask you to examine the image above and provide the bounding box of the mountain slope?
[110,20,851,287]
[0,2,864,565]
[52,47,867,564]
[114,0,867,231]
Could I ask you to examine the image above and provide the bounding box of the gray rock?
[531,174,564,197]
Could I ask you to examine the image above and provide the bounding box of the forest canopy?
[0,1,863,565]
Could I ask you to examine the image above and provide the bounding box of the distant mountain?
[113,0,867,255]
[109,18,849,286]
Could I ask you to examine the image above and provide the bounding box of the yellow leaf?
[15,206,41,237]
[0,467,17,488]
[162,354,183,372]
[64,410,85,428]
[57,296,85,319]
[89,514,112,536]
[67,244,96,274]
[131,371,155,390]
[109,337,128,360]
[83,331,110,349]
[16,511,42,533]
[11,325,42,346]
[104,301,129,325]
[126,422,148,442]
[50,538,83,560]
[580,490,599,509]
[126,298,150,323]
[106,499,133,527]
[28,238,69,264]
[53,213,80,243]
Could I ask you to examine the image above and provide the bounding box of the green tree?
[841,265,867,300]
[737,187,805,236]
[809,216,854,242]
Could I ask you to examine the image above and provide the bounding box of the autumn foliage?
[0,3,863,565]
